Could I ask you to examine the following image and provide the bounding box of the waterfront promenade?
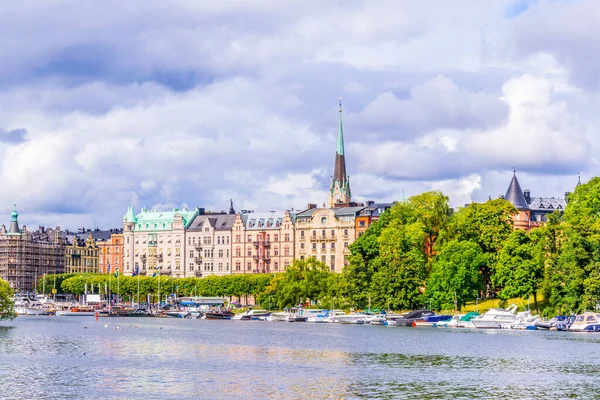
[1,317,600,399]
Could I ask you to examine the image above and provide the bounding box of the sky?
[0,0,597,229]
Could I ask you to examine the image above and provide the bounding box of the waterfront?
[1,319,600,399]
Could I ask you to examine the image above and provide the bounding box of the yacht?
[535,316,569,331]
[394,310,435,327]
[56,306,97,316]
[568,312,600,332]
[471,305,518,329]
[365,314,388,326]
[502,311,540,330]
[335,313,368,324]
[306,310,345,323]
[233,309,271,320]
[14,296,54,316]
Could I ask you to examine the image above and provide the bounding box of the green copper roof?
[337,99,345,156]
[125,203,137,223]
[133,208,197,231]
[10,204,18,222]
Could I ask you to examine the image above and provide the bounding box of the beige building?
[231,210,295,274]
[294,205,364,272]
[185,212,235,277]
[123,205,197,277]
[65,233,100,273]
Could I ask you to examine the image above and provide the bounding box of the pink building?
[231,210,295,274]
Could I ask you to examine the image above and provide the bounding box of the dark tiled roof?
[529,197,566,212]
[505,174,530,210]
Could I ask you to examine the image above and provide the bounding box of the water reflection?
[2,318,600,399]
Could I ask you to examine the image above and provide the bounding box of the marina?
[3,315,600,399]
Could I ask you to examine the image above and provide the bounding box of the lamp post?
[140,254,146,309]
[157,253,163,309]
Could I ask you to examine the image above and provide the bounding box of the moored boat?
[412,315,452,327]
[568,312,600,332]
[204,310,235,320]
[535,316,569,331]
[394,310,435,327]
[56,306,97,316]
[471,305,518,329]
[233,309,271,320]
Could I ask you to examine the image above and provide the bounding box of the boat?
[14,296,54,316]
[365,314,388,326]
[471,305,518,329]
[271,307,307,322]
[412,314,452,327]
[502,311,540,330]
[233,308,271,320]
[204,310,235,320]
[394,310,435,327]
[286,308,308,322]
[568,312,600,332]
[56,306,97,316]
[535,316,569,331]
[335,313,368,324]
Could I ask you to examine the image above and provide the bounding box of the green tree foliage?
[0,279,16,320]
[449,199,516,297]
[265,258,338,308]
[493,229,544,309]
[426,240,485,310]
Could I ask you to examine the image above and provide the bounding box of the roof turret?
[504,172,530,210]
[125,203,137,223]
[9,204,20,234]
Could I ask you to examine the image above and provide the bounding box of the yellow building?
[294,205,364,272]
[65,233,100,273]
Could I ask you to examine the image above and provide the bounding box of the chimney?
[197,207,205,216]
[524,189,531,204]
[307,203,317,210]
[367,201,375,206]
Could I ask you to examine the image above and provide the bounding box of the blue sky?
[0,0,598,229]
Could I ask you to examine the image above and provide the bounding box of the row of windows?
[99,256,120,264]
[234,246,290,257]
[234,260,290,271]
[299,229,349,238]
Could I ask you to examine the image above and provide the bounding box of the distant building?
[123,205,198,277]
[0,206,65,293]
[355,202,394,236]
[65,233,100,273]
[294,204,364,272]
[503,172,569,232]
[96,230,124,274]
[231,210,296,274]
[185,208,236,277]
[329,98,352,208]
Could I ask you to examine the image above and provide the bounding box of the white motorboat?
[365,314,388,326]
[271,307,305,322]
[569,312,600,332]
[233,309,271,320]
[335,313,368,324]
[306,310,345,323]
[14,296,53,316]
[501,311,540,330]
[471,305,518,329]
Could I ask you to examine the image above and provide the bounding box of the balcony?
[252,254,271,262]
[310,234,336,242]
[194,245,203,252]
[194,257,202,265]
[252,240,271,247]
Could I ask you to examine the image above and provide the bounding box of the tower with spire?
[8,204,20,235]
[329,97,352,208]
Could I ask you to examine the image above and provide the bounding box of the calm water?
[1,317,600,399]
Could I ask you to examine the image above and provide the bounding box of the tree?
[493,229,544,310]
[449,199,516,297]
[426,240,485,311]
[0,279,16,320]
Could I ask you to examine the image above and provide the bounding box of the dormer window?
[321,217,327,224]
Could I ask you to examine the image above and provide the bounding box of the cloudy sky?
[0,0,596,229]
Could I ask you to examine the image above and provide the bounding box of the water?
[1,317,600,399]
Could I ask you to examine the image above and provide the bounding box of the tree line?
[22,177,600,315]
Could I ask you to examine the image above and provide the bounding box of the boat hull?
[204,312,235,320]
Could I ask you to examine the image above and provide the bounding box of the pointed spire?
[125,202,137,223]
[577,172,582,187]
[229,199,235,215]
[504,171,530,210]
[337,97,345,156]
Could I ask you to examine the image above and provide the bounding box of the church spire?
[329,97,351,208]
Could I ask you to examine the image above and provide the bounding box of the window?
[266,234,270,241]
[247,249,252,257]
[247,262,251,271]
[236,261,241,271]
[274,247,279,256]
[190,264,194,271]
[247,235,252,242]
[321,216,327,224]
[218,263,223,271]
[359,220,366,227]
[274,234,279,242]
[300,243,305,249]
[236,235,241,243]
[344,229,349,236]
[312,243,316,250]
[226,236,230,244]
[300,231,304,238]
[331,242,336,250]
[321,255,326,263]
[176,261,181,270]
[274,261,279,270]
[321,243,326,251]
[218,249,224,258]
[330,255,335,267]
[312,230,316,238]
[236,248,241,257]
[176,248,181,256]
[284,246,290,256]
[189,250,194,258]
[284,233,290,242]
[300,256,304,260]
[344,242,349,248]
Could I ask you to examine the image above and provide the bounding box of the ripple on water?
[1,318,600,399]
